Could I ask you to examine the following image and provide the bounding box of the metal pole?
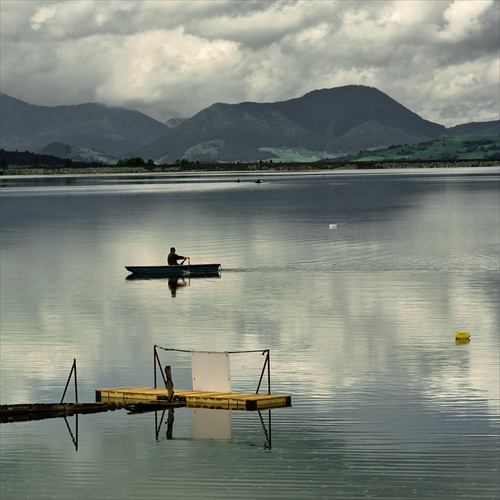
[256,350,270,394]
[154,345,157,388]
[74,358,78,403]
[60,359,77,404]
[267,350,271,394]
[154,345,168,388]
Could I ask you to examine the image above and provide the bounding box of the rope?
[155,345,269,355]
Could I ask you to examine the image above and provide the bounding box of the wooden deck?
[0,402,125,423]
[96,387,291,411]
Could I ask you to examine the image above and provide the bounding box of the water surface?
[1,168,499,499]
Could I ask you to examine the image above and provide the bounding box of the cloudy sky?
[1,0,499,127]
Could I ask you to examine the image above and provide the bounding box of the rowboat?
[125,264,221,278]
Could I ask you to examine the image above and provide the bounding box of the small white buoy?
[329,224,337,229]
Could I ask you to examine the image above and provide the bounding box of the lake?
[1,167,499,499]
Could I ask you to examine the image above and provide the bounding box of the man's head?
[170,247,175,253]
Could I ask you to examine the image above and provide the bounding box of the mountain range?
[1,86,498,163]
[0,93,168,157]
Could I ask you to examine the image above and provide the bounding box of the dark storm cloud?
[0,0,498,126]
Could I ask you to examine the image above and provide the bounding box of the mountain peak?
[136,85,447,162]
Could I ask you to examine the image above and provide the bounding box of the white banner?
[191,351,231,392]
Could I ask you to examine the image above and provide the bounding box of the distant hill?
[446,120,500,137]
[36,142,118,165]
[1,86,499,164]
[0,148,106,169]
[135,86,448,163]
[0,93,168,157]
[340,135,500,162]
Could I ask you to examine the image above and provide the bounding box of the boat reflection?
[126,273,220,282]
[125,273,221,296]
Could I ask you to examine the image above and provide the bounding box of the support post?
[267,350,271,394]
[154,345,158,389]
[165,365,174,402]
[153,345,168,389]
[256,350,271,394]
[60,358,78,404]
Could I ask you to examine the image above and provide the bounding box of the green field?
[345,136,500,162]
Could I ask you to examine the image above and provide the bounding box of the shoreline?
[1,159,498,176]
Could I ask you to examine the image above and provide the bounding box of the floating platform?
[96,387,292,411]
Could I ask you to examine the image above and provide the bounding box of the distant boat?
[125,264,221,278]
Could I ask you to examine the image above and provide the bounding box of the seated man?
[167,247,189,265]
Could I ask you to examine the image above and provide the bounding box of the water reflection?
[125,274,221,296]
[1,168,498,500]
[168,277,187,296]
[2,405,274,456]
[152,407,272,449]
[63,415,78,451]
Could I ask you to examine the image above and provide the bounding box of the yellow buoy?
[455,331,470,340]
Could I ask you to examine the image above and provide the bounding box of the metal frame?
[153,345,271,394]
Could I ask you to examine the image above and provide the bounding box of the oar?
[186,258,191,283]
[181,258,190,278]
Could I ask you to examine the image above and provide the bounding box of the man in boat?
[167,247,189,265]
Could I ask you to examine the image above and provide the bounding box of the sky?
[0,0,499,127]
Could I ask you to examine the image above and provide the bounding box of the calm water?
[1,168,499,499]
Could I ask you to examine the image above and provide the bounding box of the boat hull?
[125,264,221,278]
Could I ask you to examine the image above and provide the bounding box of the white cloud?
[93,28,243,115]
[0,0,498,126]
[439,0,494,42]
[30,5,58,31]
